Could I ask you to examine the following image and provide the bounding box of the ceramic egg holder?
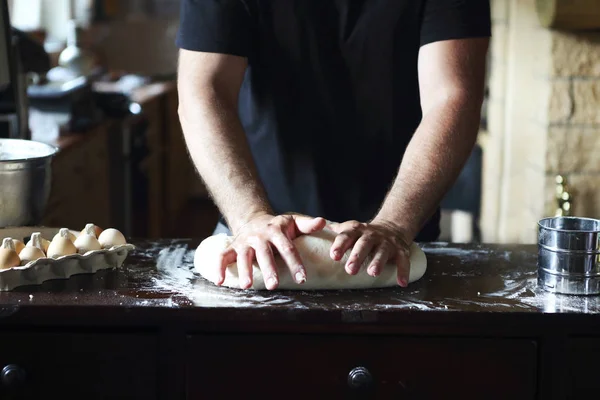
[0,224,135,291]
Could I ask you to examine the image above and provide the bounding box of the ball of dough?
[194,228,427,290]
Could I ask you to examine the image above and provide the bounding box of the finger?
[395,248,411,287]
[236,247,255,289]
[330,230,360,261]
[270,233,306,284]
[325,221,343,233]
[216,247,237,285]
[345,235,376,275]
[367,243,392,277]
[293,215,327,234]
[253,242,279,290]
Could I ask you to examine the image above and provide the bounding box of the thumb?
[293,215,327,235]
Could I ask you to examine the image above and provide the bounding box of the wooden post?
[536,0,600,30]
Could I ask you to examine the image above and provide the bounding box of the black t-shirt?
[176,0,491,241]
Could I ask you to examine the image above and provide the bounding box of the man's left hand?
[327,220,412,287]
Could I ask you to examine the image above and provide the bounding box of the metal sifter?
[537,216,600,295]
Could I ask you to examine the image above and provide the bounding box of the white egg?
[74,233,102,254]
[12,239,25,254]
[26,233,50,252]
[0,237,20,270]
[47,228,77,258]
[52,228,77,243]
[19,246,45,265]
[98,228,127,248]
[80,223,103,238]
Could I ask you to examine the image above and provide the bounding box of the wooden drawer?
[567,337,600,398]
[186,334,537,399]
[0,331,158,400]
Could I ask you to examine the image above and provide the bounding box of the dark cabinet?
[0,332,158,400]
[186,334,538,399]
[0,241,595,399]
[567,337,600,399]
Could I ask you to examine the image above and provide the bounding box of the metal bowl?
[537,216,600,295]
[0,138,59,227]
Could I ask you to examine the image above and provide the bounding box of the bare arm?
[328,37,489,286]
[177,49,272,232]
[177,49,325,290]
[373,37,489,239]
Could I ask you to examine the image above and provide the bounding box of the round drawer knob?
[1,364,26,388]
[347,366,373,390]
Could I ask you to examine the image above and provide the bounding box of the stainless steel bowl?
[537,216,600,295]
[0,138,59,227]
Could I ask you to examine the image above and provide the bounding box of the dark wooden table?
[0,239,598,400]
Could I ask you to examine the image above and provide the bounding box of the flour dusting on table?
[121,242,600,314]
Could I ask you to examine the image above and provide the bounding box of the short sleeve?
[175,0,253,58]
[420,0,491,47]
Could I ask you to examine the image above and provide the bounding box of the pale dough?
[194,228,427,290]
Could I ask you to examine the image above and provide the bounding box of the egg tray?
[0,226,135,291]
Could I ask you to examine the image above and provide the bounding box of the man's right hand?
[217,213,326,290]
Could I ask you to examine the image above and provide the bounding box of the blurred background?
[1,0,599,244]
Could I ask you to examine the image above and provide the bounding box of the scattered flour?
[122,243,600,314]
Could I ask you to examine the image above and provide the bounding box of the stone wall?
[481,0,600,243]
[544,31,600,219]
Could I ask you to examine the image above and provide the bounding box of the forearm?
[374,96,481,240]
[179,88,272,232]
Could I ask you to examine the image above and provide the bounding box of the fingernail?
[243,278,252,288]
[368,266,378,276]
[332,250,339,258]
[399,278,408,287]
[267,276,278,288]
[346,263,354,274]
[295,271,306,284]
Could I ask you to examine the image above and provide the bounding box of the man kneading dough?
[176,1,490,290]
